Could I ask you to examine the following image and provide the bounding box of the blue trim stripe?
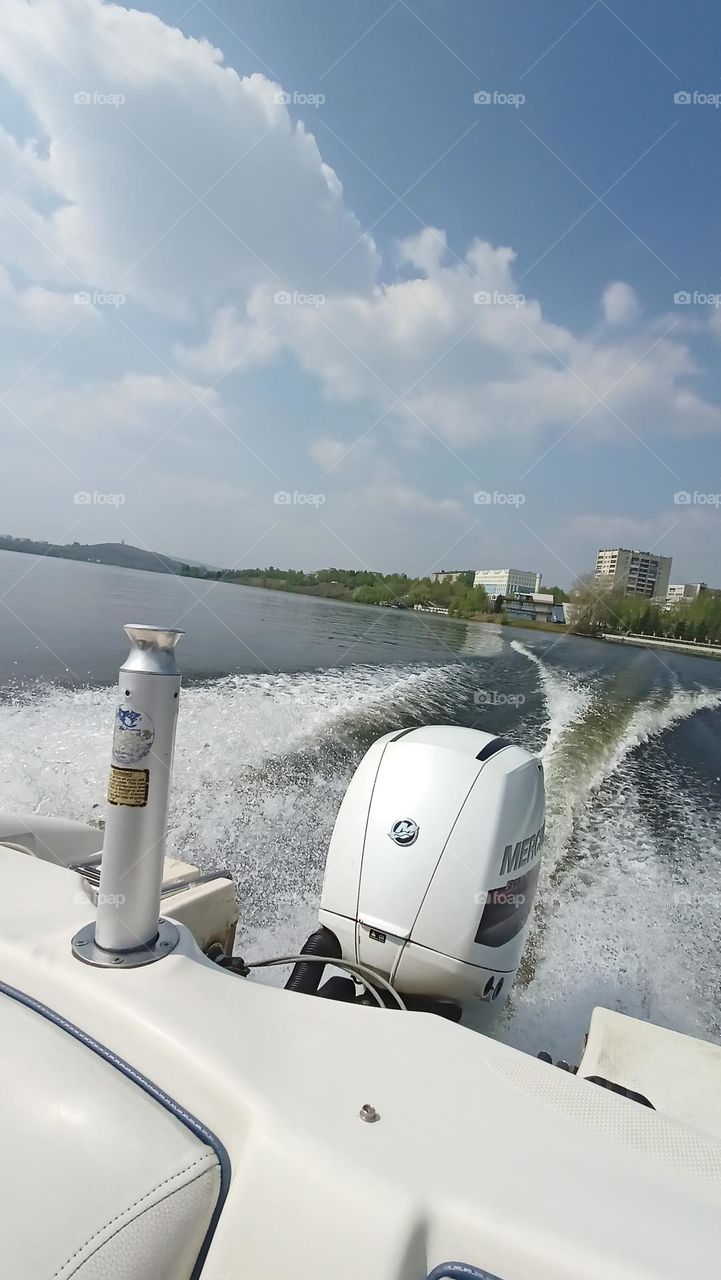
[0,979,230,1280]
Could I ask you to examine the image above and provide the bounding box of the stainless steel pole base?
[71,918,180,968]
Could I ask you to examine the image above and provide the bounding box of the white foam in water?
[502,641,721,1060]
[502,764,721,1061]
[586,686,721,793]
[0,662,468,963]
[510,637,593,879]
[2,647,720,1036]
[510,639,591,761]
[0,662,464,817]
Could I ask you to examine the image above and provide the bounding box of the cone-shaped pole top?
[122,624,184,674]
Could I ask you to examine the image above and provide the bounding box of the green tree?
[569,574,620,634]
[448,585,489,618]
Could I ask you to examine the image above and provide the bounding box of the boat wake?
[500,642,721,1060]
[0,663,478,954]
[1,644,719,1044]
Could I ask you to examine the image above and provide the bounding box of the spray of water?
[2,646,720,1046]
[501,641,721,1059]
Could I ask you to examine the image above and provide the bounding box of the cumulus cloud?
[181,232,721,448]
[0,0,379,313]
[601,281,640,325]
[0,0,718,575]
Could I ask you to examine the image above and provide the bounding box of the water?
[1,549,720,1061]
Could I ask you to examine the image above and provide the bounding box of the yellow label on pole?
[108,766,149,808]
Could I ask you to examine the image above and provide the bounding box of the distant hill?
[0,535,186,576]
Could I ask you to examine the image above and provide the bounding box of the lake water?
[1,548,720,1060]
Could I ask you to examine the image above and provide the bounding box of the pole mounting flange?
[71,918,180,968]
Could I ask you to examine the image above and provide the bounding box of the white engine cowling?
[319,725,545,1013]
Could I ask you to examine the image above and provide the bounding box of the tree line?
[211,567,570,618]
[214,566,491,617]
[570,577,721,646]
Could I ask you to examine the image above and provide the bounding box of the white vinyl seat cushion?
[0,992,221,1280]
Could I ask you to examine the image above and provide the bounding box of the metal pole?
[72,625,184,967]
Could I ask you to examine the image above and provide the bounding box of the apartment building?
[431,570,468,584]
[666,583,707,605]
[594,548,672,599]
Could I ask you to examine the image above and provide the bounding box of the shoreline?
[600,632,721,661]
[3,548,719,658]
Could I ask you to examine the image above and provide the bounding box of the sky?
[0,0,720,587]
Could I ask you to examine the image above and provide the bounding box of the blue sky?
[0,0,719,586]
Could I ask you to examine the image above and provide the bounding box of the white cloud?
[309,437,351,470]
[0,0,718,577]
[6,372,223,449]
[1,0,717,463]
[709,308,721,342]
[569,512,667,547]
[601,281,640,325]
[0,0,379,313]
[397,226,449,275]
[360,480,464,521]
[0,265,98,331]
[183,234,720,452]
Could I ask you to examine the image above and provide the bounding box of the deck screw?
[359,1103,380,1123]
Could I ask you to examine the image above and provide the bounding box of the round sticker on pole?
[112,706,155,766]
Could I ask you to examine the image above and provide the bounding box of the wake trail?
[503,639,721,1059]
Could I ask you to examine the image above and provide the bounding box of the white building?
[594,548,672,599]
[666,583,706,606]
[473,569,541,599]
[504,592,559,623]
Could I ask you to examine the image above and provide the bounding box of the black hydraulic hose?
[248,954,405,1010]
[284,926,341,994]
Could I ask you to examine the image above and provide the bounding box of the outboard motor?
[317,726,545,1019]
